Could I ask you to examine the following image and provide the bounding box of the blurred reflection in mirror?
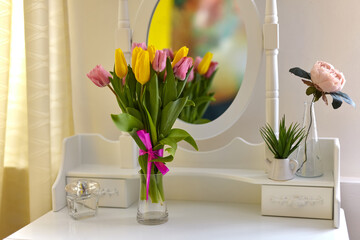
[149,0,247,122]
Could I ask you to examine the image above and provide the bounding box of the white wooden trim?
[264,0,279,134]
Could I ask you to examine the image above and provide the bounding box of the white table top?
[6,201,348,240]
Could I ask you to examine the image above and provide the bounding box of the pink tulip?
[163,48,174,61]
[205,61,218,78]
[173,57,193,81]
[87,65,111,87]
[152,50,167,72]
[131,42,147,52]
[194,56,202,71]
[188,68,194,82]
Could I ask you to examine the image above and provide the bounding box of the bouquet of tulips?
[87,42,217,203]
[179,52,218,123]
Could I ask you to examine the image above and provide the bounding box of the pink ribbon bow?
[137,130,169,200]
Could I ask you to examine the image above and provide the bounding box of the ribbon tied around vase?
[137,130,169,200]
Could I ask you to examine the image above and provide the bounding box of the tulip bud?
[205,61,218,78]
[131,42,147,52]
[152,50,167,72]
[197,52,213,75]
[134,49,150,85]
[87,65,111,87]
[194,56,202,71]
[172,46,189,67]
[148,45,156,63]
[188,68,194,82]
[173,57,193,81]
[115,48,128,78]
[132,47,142,69]
[163,48,174,61]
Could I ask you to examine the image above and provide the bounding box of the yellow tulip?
[197,52,213,75]
[134,50,150,85]
[148,45,156,63]
[172,46,189,67]
[132,47,142,69]
[114,48,128,78]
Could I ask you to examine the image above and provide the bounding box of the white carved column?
[264,0,279,134]
[116,0,132,63]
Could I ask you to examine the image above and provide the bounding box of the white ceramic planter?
[266,157,298,181]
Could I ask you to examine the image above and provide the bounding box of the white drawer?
[67,177,139,208]
[261,185,333,219]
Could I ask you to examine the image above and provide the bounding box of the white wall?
[69,0,360,238]
[70,0,360,178]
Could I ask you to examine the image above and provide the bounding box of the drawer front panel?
[67,177,139,208]
[261,185,333,219]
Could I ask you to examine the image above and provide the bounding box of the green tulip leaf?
[151,155,174,163]
[142,102,157,144]
[193,118,211,124]
[147,72,159,126]
[160,97,188,136]
[126,107,143,123]
[163,58,177,107]
[138,154,148,176]
[166,128,198,151]
[177,66,193,97]
[111,113,144,132]
[129,128,146,150]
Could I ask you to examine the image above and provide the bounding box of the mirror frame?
[133,0,263,140]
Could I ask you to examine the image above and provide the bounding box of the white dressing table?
[6,201,348,240]
[5,0,350,239]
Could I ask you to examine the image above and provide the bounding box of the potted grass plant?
[260,115,306,180]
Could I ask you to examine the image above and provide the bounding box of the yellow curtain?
[0,0,74,238]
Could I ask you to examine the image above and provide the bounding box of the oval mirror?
[133,0,262,140]
[148,0,247,123]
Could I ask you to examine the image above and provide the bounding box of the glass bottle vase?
[295,101,323,177]
[137,173,168,225]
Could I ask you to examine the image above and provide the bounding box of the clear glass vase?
[295,101,323,177]
[137,173,168,225]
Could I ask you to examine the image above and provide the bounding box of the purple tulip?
[205,61,218,78]
[152,50,167,72]
[131,42,147,52]
[173,57,193,81]
[86,65,111,87]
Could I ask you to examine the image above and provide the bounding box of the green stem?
[139,173,165,203]
[107,85,126,113]
[297,97,314,172]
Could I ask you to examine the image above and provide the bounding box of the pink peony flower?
[205,61,218,78]
[173,57,193,81]
[310,61,346,92]
[152,50,167,72]
[87,65,111,87]
[131,42,147,52]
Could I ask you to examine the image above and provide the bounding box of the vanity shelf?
[67,164,334,188]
